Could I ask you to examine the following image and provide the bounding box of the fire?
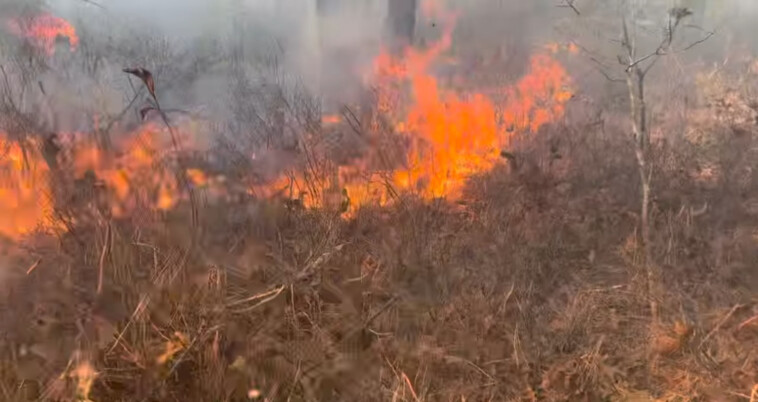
[269,6,573,213]
[0,134,57,240]
[322,114,341,125]
[186,169,208,187]
[0,5,574,238]
[0,121,224,240]
[6,13,79,56]
[375,17,571,200]
[501,54,573,133]
[65,124,188,217]
[545,42,580,55]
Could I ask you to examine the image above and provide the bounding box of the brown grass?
[1,46,758,402]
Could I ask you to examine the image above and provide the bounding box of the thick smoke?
[1,0,758,145]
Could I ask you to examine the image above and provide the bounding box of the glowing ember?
[6,13,79,55]
[545,42,580,55]
[186,169,208,187]
[322,114,341,125]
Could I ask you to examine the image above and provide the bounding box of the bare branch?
[592,63,625,83]
[625,9,714,74]
[635,29,715,75]
[621,18,633,60]
[678,30,715,52]
[78,0,104,9]
[641,55,661,76]
[572,42,625,82]
[558,0,581,15]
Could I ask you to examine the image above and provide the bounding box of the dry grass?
[1,31,758,402]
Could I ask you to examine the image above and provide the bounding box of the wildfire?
[501,54,573,133]
[0,134,57,240]
[0,5,574,240]
[64,124,192,217]
[544,42,579,55]
[269,5,573,212]
[322,114,341,125]
[6,13,79,55]
[0,120,228,240]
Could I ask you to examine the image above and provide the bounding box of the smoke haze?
[1,0,757,143]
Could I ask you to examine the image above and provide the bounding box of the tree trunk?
[626,65,658,324]
[386,0,417,50]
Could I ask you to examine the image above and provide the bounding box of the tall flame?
[0,134,57,240]
[373,12,499,199]
[269,6,573,213]
[6,13,79,56]
[0,5,574,240]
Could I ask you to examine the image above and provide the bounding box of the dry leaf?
[123,67,156,100]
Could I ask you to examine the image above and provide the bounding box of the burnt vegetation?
[0,1,757,401]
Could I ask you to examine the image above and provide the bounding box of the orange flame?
[267,7,573,213]
[0,121,226,239]
[0,5,574,237]
[321,114,341,125]
[6,13,79,56]
[501,54,573,133]
[0,134,57,240]
[66,124,189,217]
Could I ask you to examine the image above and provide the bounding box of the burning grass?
[0,135,57,239]
[6,13,79,56]
[3,124,757,400]
[0,6,756,402]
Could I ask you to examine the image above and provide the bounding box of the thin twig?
[738,314,758,331]
[96,223,111,295]
[401,372,421,402]
[229,285,286,313]
[226,285,286,308]
[700,304,744,348]
[342,105,364,137]
[444,355,494,380]
[557,0,581,15]
[365,296,398,327]
[123,68,199,233]
[79,0,105,9]
[629,30,715,73]
[108,294,150,353]
[678,31,715,53]
[25,258,41,275]
[727,390,752,400]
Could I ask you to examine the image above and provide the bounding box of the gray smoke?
[0,0,756,146]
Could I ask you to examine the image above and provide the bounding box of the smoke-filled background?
[1,0,756,136]
[0,0,754,127]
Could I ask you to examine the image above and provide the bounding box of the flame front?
[6,13,79,56]
[0,134,56,240]
[373,14,500,199]
[0,5,575,239]
[273,8,574,212]
[0,122,221,239]
[66,124,188,217]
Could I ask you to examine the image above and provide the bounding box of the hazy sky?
[25,0,758,118]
